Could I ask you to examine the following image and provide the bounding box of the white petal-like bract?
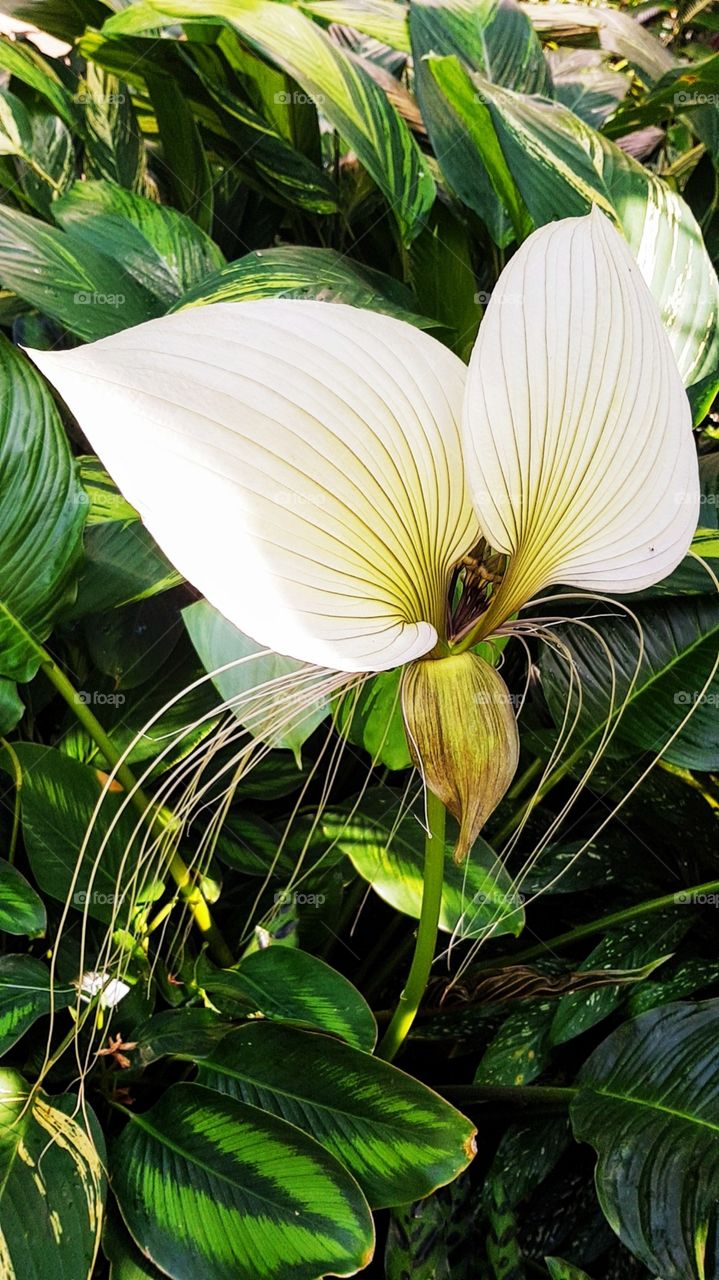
[29,301,478,672]
[462,208,699,628]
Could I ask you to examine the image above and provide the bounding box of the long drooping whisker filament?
[41,655,351,1091]
[444,604,638,985]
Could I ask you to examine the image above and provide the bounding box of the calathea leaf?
[112,1081,375,1280]
[0,337,86,682]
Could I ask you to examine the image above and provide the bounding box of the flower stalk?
[378,789,447,1061]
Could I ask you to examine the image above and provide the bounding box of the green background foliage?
[0,0,717,1277]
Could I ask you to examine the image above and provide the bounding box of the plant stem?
[440,1083,576,1110]
[40,651,234,967]
[378,791,446,1061]
[473,877,719,971]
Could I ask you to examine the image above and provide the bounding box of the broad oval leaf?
[183,599,329,759]
[197,1021,477,1208]
[0,205,160,339]
[54,179,225,306]
[6,744,164,922]
[571,1000,719,1280]
[0,337,86,681]
[0,1068,106,1280]
[0,857,45,935]
[0,954,73,1055]
[113,1081,375,1280]
[175,244,432,327]
[196,946,377,1050]
[410,0,543,245]
[321,790,524,939]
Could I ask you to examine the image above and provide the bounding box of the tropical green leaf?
[407,200,481,360]
[181,43,339,214]
[461,75,719,387]
[112,1081,375,1280]
[0,338,86,682]
[549,915,688,1045]
[65,458,182,616]
[81,62,146,191]
[105,0,435,241]
[184,599,329,759]
[571,1000,719,1279]
[549,48,629,128]
[0,205,160,338]
[0,34,78,128]
[197,1021,477,1208]
[54,179,225,306]
[0,1068,106,1279]
[175,244,433,324]
[474,1001,555,1087]
[321,790,524,939]
[7,744,164,922]
[134,1008,232,1066]
[0,955,73,1054]
[147,70,214,234]
[0,857,45,935]
[196,946,376,1049]
[0,679,23,734]
[410,0,542,245]
[301,0,411,52]
[16,109,75,215]
[541,597,719,772]
[0,86,34,157]
[334,668,411,771]
[545,1259,593,1280]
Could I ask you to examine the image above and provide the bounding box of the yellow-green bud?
[402,652,519,863]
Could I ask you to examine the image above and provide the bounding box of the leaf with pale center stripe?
[112,1082,374,1280]
[197,1021,477,1208]
[571,1000,719,1279]
[103,0,435,242]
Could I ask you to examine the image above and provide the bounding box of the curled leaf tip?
[402,652,519,862]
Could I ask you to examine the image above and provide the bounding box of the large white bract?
[29,209,699,672]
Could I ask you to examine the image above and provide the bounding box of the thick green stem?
[378,791,446,1061]
[41,652,234,967]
